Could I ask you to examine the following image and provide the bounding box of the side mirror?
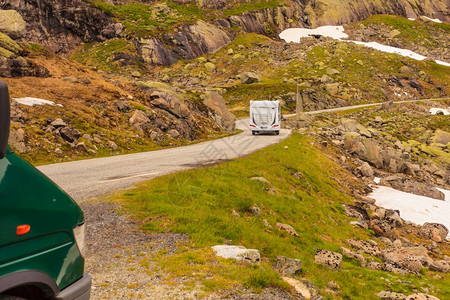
[0,81,10,159]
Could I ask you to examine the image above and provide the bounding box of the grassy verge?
[113,133,449,298]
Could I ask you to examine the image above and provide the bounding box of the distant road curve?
[284,97,450,117]
[38,97,449,202]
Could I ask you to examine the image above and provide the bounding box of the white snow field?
[279,25,450,67]
[369,186,450,237]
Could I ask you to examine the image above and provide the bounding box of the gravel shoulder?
[81,201,295,299]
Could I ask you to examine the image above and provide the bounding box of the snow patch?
[279,26,348,43]
[279,26,450,67]
[352,41,427,61]
[13,97,63,107]
[374,177,381,184]
[369,186,450,237]
[420,16,443,23]
[429,108,450,115]
[408,16,442,23]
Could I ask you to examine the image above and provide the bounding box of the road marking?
[99,172,161,183]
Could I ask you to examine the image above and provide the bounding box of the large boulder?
[341,246,366,266]
[0,32,22,56]
[383,252,424,273]
[9,129,26,153]
[404,293,440,300]
[420,223,448,243]
[150,90,190,119]
[344,136,383,168]
[203,92,236,132]
[129,110,151,132]
[240,72,260,84]
[211,245,260,264]
[276,223,299,237]
[340,118,358,132]
[0,32,49,78]
[0,10,26,39]
[346,239,383,258]
[375,290,406,300]
[275,256,302,275]
[429,260,450,273]
[136,38,177,66]
[369,219,393,237]
[380,176,445,200]
[383,246,432,274]
[430,130,450,145]
[250,176,276,194]
[314,250,342,270]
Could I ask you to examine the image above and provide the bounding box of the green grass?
[222,0,285,17]
[72,38,144,74]
[219,37,449,115]
[114,133,450,298]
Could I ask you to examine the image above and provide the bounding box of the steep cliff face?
[135,5,305,66]
[2,0,449,65]
[0,0,123,53]
[136,20,234,66]
[304,0,450,26]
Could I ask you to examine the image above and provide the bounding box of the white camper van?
[249,100,281,135]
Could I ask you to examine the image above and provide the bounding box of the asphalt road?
[38,97,448,202]
[37,118,290,202]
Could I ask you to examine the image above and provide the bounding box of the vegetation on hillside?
[154,31,449,117]
[5,43,228,164]
[114,132,450,298]
[345,15,450,62]
[84,0,285,37]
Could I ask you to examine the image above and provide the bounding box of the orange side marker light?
[16,225,31,236]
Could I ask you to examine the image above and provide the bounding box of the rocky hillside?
[73,0,450,68]
[0,1,449,164]
[1,39,235,164]
[346,15,450,63]
[2,0,448,63]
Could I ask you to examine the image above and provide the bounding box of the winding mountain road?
[37,98,448,202]
[38,119,290,202]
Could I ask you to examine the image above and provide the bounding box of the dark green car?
[0,81,91,299]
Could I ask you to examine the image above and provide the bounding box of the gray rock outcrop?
[240,72,260,84]
[429,260,450,273]
[203,92,236,132]
[404,293,440,300]
[0,9,26,39]
[136,21,233,66]
[380,176,445,200]
[375,290,406,300]
[275,256,303,275]
[211,245,260,264]
[0,31,49,78]
[276,223,299,237]
[344,135,383,168]
[420,223,449,243]
[0,0,123,53]
[314,250,342,270]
